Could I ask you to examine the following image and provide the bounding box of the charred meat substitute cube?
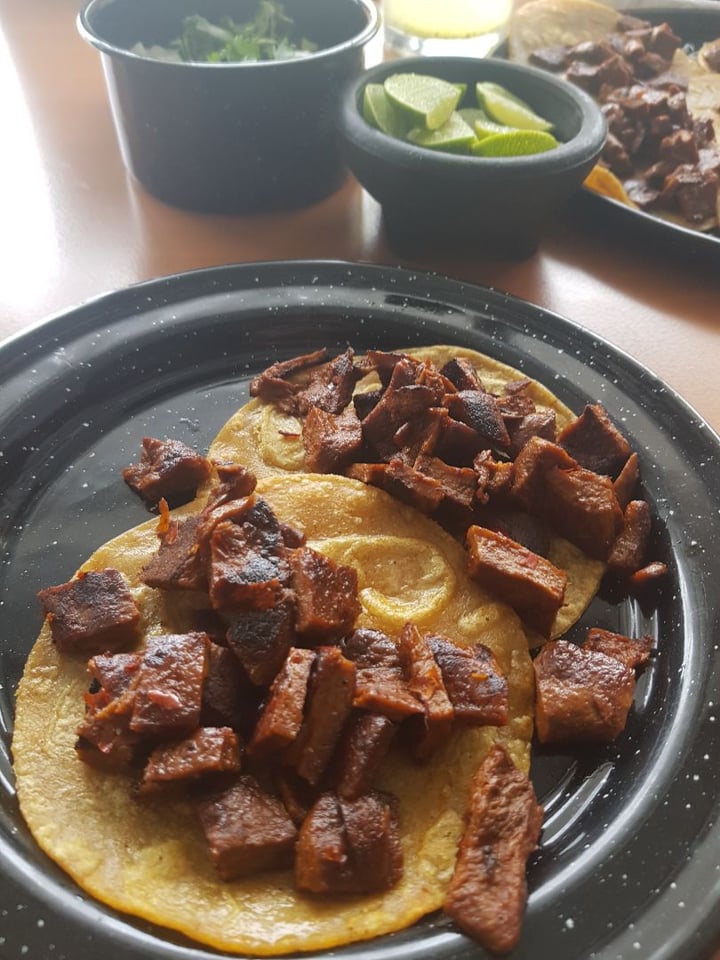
[583,627,653,671]
[226,596,296,687]
[289,547,361,643]
[557,404,632,478]
[87,652,141,698]
[249,347,328,414]
[122,437,211,509]
[297,348,364,415]
[38,568,141,656]
[294,792,349,893]
[208,499,290,612]
[613,451,640,510]
[140,514,206,591]
[398,622,453,761]
[302,405,363,474]
[542,465,624,560]
[466,526,567,638]
[285,646,356,786]
[607,499,652,575]
[197,775,297,880]
[439,356,483,391]
[341,629,424,721]
[333,711,397,801]
[76,690,141,772]
[445,391,511,453]
[506,410,557,459]
[130,632,210,738]
[534,639,637,744]
[412,455,477,510]
[201,642,262,735]
[140,726,242,792]
[295,791,402,895]
[510,436,577,513]
[428,636,508,726]
[444,745,543,956]
[248,647,316,759]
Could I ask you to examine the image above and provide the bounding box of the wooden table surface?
[1,0,719,958]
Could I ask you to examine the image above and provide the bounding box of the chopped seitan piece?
[333,711,397,801]
[398,622,453,761]
[582,627,653,671]
[197,775,297,880]
[248,647,316,759]
[140,726,242,792]
[341,629,424,721]
[557,404,632,478]
[428,636,508,726]
[295,791,402,895]
[285,646,356,785]
[534,639,637,743]
[225,595,296,687]
[466,526,567,638]
[289,546,360,643]
[130,632,210,739]
[38,568,141,656]
[444,744,543,955]
[122,436,211,509]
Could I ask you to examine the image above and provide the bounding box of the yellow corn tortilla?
[208,345,605,639]
[13,473,534,956]
[508,0,619,66]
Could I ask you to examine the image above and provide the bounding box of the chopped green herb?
[132,1,318,63]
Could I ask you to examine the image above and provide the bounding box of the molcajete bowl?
[339,56,607,257]
[78,0,379,214]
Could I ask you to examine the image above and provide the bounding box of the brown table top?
[1,0,720,958]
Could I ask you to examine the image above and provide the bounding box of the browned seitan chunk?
[122,436,211,509]
[302,404,363,473]
[583,627,653,671]
[248,647,315,759]
[225,596,296,687]
[140,514,206,591]
[341,629,424,721]
[428,636,508,726]
[248,347,328,414]
[398,622,453,761]
[607,499,651,574]
[534,639,637,743]
[140,726,242,791]
[38,568,141,656]
[557,404,632,478]
[444,745,543,955]
[289,546,360,643]
[295,791,402,895]
[333,711,397,801]
[286,647,356,785]
[130,632,210,738]
[466,526,567,637]
[198,775,297,880]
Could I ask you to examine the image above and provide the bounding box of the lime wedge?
[476,81,554,132]
[363,83,409,137]
[471,129,559,157]
[459,107,521,141]
[384,72,462,131]
[407,111,476,153]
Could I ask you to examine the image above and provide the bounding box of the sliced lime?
[471,129,559,157]
[407,111,477,153]
[363,83,409,137]
[476,81,554,132]
[384,72,462,131]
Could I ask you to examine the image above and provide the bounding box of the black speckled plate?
[1,261,719,960]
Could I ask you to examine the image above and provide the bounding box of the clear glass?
[383,0,514,58]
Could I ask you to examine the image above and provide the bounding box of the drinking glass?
[383,0,514,58]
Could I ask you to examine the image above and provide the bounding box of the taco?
[208,344,610,641]
[508,0,720,234]
[13,472,535,956]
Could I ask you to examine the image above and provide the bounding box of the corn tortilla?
[13,474,534,956]
[208,345,605,639]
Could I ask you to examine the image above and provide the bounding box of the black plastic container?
[78,0,379,213]
[339,56,606,258]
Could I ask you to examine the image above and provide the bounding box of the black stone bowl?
[339,56,607,258]
[78,0,379,214]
